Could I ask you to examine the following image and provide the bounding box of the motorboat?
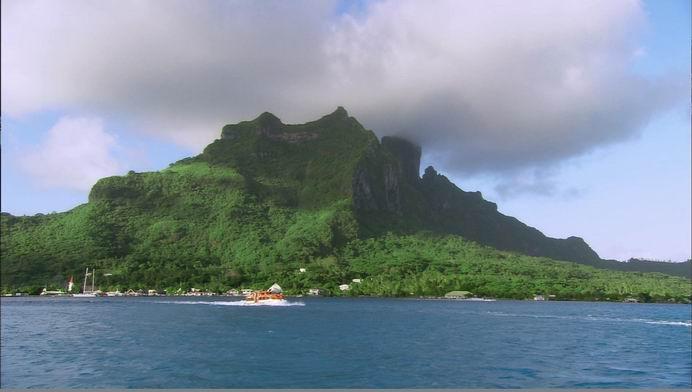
[243,283,286,305]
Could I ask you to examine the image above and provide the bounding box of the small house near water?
[308,288,322,296]
[444,291,472,299]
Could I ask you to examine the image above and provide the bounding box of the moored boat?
[72,293,98,297]
[72,267,102,297]
[40,288,68,296]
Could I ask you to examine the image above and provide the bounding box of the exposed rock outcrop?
[356,143,599,264]
[382,163,401,212]
[352,166,378,211]
[381,136,421,185]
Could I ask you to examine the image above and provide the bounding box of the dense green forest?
[2,108,690,302]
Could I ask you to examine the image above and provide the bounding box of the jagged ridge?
[185,107,600,265]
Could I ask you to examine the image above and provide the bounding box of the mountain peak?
[423,166,438,178]
[332,106,348,117]
[315,106,350,123]
[254,111,283,133]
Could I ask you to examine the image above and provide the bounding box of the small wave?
[485,311,690,327]
[156,300,305,307]
[645,320,692,327]
[586,316,691,328]
[486,311,571,320]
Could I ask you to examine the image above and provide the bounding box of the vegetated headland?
[2,108,690,302]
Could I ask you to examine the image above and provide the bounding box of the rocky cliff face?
[416,166,600,263]
[351,133,600,265]
[352,166,378,211]
[381,136,421,185]
[351,141,402,214]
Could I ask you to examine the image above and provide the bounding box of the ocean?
[1,296,690,388]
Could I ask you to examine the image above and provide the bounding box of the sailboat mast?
[92,269,96,292]
[83,267,89,293]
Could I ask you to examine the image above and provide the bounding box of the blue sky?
[1,0,689,261]
[2,111,191,215]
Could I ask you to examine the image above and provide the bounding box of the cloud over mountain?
[1,0,685,175]
[19,117,121,191]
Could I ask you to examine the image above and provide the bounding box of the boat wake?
[485,311,691,327]
[157,300,305,307]
[643,320,692,327]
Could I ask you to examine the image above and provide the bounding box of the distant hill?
[2,108,689,300]
[598,258,691,279]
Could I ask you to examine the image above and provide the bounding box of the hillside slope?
[2,108,689,299]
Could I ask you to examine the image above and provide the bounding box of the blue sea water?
[1,297,690,388]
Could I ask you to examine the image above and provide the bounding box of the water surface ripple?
[1,297,690,388]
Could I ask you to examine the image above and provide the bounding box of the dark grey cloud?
[2,0,686,176]
[492,168,585,201]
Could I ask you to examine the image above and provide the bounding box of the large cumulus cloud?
[19,116,121,191]
[1,0,685,174]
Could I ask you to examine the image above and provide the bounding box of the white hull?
[460,298,496,302]
[106,292,123,297]
[241,298,287,306]
[72,293,97,297]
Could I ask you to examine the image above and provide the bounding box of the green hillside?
[2,108,690,301]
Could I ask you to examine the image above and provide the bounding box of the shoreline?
[2,293,690,304]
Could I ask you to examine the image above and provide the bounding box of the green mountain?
[609,258,692,278]
[2,108,690,301]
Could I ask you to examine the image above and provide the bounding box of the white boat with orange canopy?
[243,283,286,304]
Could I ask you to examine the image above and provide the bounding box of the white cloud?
[19,116,121,191]
[1,0,686,174]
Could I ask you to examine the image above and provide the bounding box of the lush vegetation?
[2,109,690,302]
[597,258,692,278]
[341,235,690,302]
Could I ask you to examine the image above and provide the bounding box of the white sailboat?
[72,267,98,297]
